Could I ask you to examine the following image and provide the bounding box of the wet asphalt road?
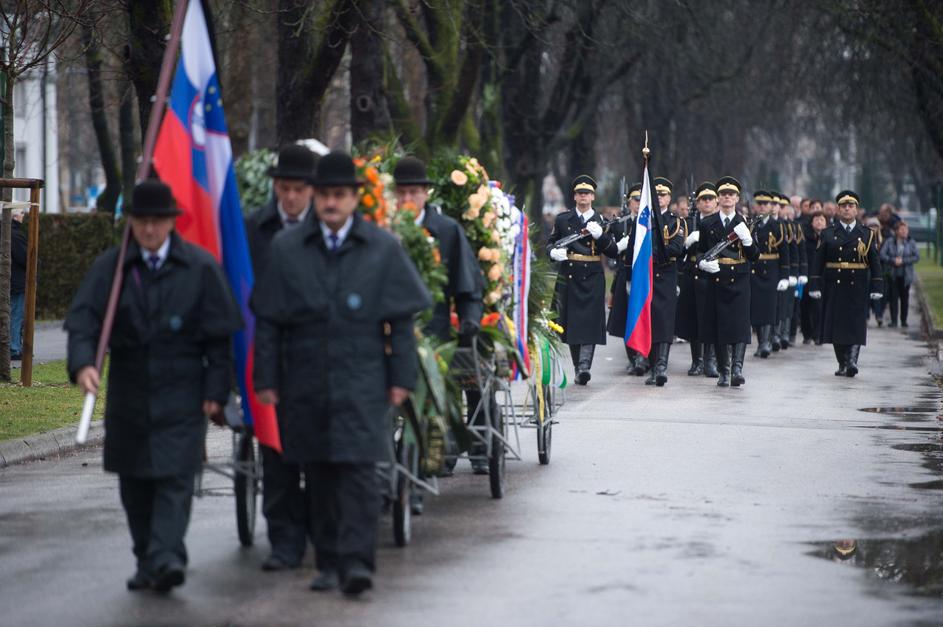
[2,322,943,626]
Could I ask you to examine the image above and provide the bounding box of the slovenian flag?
[152,0,281,452]
[624,163,654,354]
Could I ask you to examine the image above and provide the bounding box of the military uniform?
[696,177,759,386]
[65,181,242,592]
[789,213,809,344]
[749,191,789,357]
[607,184,645,375]
[245,145,317,571]
[548,175,619,384]
[809,190,883,377]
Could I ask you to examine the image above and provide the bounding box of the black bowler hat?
[627,182,642,200]
[393,156,434,186]
[309,151,364,188]
[716,176,742,195]
[128,180,180,216]
[653,177,673,195]
[267,144,318,180]
[835,190,860,206]
[696,181,718,200]
[572,174,597,193]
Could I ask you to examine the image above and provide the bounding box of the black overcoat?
[649,211,687,343]
[750,217,789,326]
[675,213,709,341]
[607,218,634,338]
[547,209,619,345]
[697,212,760,344]
[810,223,883,345]
[421,206,484,341]
[252,214,432,464]
[64,233,242,477]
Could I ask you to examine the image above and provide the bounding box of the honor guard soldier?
[776,193,801,349]
[784,196,809,345]
[65,180,243,592]
[808,190,883,377]
[245,144,317,572]
[548,174,620,384]
[676,182,721,377]
[749,190,789,357]
[695,176,760,386]
[252,152,432,595]
[643,177,687,386]
[607,182,645,374]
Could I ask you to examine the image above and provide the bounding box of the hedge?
[24,213,118,320]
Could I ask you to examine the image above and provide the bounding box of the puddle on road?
[859,406,939,417]
[807,531,943,597]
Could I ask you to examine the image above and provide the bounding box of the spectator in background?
[674,198,689,220]
[878,203,901,241]
[880,221,919,328]
[800,198,811,215]
[3,210,28,360]
[866,217,887,326]
[823,201,838,225]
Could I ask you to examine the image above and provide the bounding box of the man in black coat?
[244,144,317,572]
[252,152,432,596]
[775,193,801,350]
[548,174,620,385]
[696,177,760,387]
[607,183,643,374]
[2,210,27,360]
[809,190,883,377]
[643,177,686,386]
[65,180,242,593]
[676,182,720,377]
[749,191,790,358]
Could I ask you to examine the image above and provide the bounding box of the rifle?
[701,215,758,263]
[620,176,628,219]
[552,213,634,250]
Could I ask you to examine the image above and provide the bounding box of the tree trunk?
[84,24,121,213]
[126,1,172,142]
[222,0,252,157]
[349,0,391,145]
[119,81,137,209]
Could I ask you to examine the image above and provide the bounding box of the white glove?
[698,259,720,274]
[798,275,808,285]
[684,231,700,249]
[585,221,603,239]
[550,247,568,262]
[676,285,681,296]
[870,292,883,300]
[733,222,753,246]
[809,290,822,299]
[616,236,629,253]
[788,275,798,287]
[777,279,789,292]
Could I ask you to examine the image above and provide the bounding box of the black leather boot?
[779,319,790,350]
[759,325,772,358]
[625,345,637,375]
[577,344,595,385]
[731,343,747,386]
[654,343,671,386]
[833,345,848,376]
[703,344,719,378]
[845,345,860,377]
[771,322,781,351]
[633,353,649,376]
[645,347,657,385]
[688,342,704,376]
[570,344,580,370]
[716,344,731,387]
[753,328,762,357]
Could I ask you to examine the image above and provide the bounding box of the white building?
[11,58,59,213]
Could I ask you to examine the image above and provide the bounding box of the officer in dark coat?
[65,180,242,592]
[548,175,620,385]
[676,182,720,377]
[252,152,432,596]
[749,191,789,357]
[809,190,883,377]
[775,193,801,350]
[786,199,809,345]
[644,177,686,386]
[607,183,643,374]
[244,144,317,572]
[696,177,759,387]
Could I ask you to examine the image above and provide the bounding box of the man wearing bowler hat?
[65,180,243,592]
[253,152,431,596]
[244,144,318,572]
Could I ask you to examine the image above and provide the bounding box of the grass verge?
[0,360,107,441]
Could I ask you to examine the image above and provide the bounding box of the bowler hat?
[129,180,180,217]
[393,157,434,186]
[309,151,364,188]
[267,144,318,180]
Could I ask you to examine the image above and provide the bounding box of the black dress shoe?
[262,554,301,572]
[126,570,152,591]
[309,570,340,591]
[341,566,373,595]
[152,564,185,592]
[577,370,591,385]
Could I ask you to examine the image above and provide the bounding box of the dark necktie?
[148,254,160,272]
[846,224,852,234]
[285,217,299,226]
[329,233,340,251]
[723,216,730,230]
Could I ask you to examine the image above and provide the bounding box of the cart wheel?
[234,433,257,547]
[489,410,506,499]
[392,442,414,547]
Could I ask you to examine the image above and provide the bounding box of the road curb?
[0,420,104,468]
[914,275,943,369]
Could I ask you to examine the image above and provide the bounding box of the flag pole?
[76,0,190,444]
